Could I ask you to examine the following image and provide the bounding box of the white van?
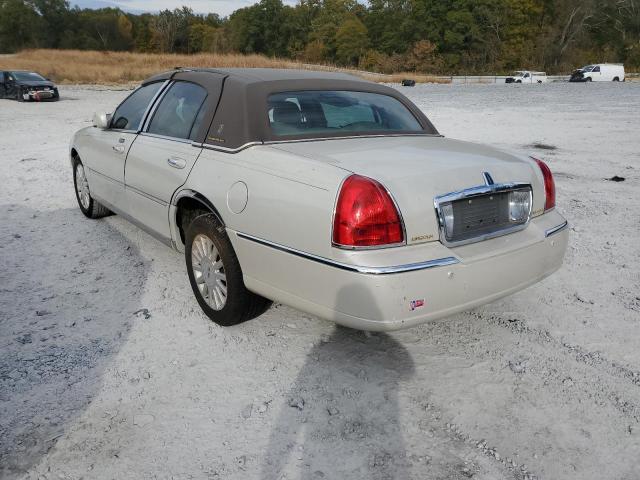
[505,71,548,84]
[570,64,625,82]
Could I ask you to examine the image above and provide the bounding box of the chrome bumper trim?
[236,232,459,275]
[545,220,569,237]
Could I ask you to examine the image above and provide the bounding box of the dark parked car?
[0,70,59,101]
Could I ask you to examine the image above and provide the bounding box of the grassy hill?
[0,49,448,85]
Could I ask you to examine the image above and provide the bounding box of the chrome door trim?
[139,79,171,132]
[433,182,533,248]
[140,132,193,144]
[264,133,444,146]
[141,80,173,132]
[193,134,445,155]
[545,220,568,237]
[236,231,459,275]
[86,165,123,186]
[194,141,263,154]
[126,184,168,206]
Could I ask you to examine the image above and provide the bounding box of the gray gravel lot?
[1,82,639,480]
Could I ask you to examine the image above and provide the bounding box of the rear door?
[124,80,212,241]
[80,81,166,212]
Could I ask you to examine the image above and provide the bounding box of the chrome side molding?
[236,232,459,275]
[545,220,569,237]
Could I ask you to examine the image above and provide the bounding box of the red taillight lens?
[333,175,404,247]
[534,158,556,211]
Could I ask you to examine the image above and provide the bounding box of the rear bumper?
[231,211,569,331]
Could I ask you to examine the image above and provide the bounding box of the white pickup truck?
[505,71,548,84]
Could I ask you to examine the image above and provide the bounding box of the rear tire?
[613,77,620,82]
[73,158,112,219]
[185,214,271,326]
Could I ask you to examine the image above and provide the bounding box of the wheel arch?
[70,147,80,167]
[172,189,226,247]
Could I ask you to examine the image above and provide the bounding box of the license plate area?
[435,183,532,247]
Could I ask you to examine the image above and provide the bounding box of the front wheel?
[586,77,592,82]
[73,158,112,218]
[185,214,271,326]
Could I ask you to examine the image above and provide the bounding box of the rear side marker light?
[333,175,404,248]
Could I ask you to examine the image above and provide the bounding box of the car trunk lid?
[269,136,543,246]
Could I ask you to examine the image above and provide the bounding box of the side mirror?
[93,111,111,129]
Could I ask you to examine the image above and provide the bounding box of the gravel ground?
[0,82,639,480]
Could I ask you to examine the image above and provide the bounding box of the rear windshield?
[12,72,46,82]
[267,90,423,137]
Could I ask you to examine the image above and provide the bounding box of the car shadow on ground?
[262,284,416,479]
[0,205,148,479]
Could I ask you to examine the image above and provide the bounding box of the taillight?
[533,157,556,211]
[333,175,404,248]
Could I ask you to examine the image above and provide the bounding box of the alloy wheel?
[191,234,227,310]
[75,163,91,210]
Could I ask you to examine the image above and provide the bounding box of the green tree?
[335,16,369,65]
[0,0,41,52]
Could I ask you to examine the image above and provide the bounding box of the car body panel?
[228,210,568,331]
[125,133,203,240]
[182,145,345,258]
[269,136,547,246]
[72,126,136,212]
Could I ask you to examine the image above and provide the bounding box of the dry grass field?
[0,49,449,85]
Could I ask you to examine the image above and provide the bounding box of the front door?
[82,81,165,212]
[0,72,6,98]
[4,72,17,99]
[125,81,209,241]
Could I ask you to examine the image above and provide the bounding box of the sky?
[72,0,301,16]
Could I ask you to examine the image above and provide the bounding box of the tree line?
[1,0,639,73]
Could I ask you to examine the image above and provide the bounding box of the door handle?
[167,156,187,169]
[112,145,125,153]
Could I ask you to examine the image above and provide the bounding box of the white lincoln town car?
[70,68,568,331]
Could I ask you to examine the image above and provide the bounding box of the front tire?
[185,214,271,326]
[73,158,112,219]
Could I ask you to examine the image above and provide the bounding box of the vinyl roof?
[140,68,438,149]
[146,67,364,85]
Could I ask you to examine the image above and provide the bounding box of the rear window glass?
[267,91,423,137]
